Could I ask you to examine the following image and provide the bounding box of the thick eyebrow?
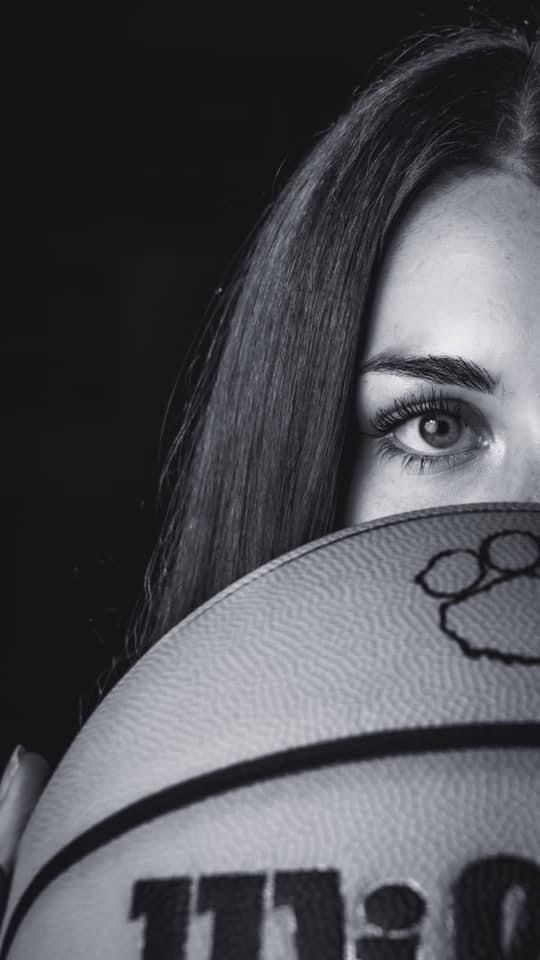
[357,352,500,394]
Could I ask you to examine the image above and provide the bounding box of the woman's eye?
[394,410,476,453]
[366,394,491,475]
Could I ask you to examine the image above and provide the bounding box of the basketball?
[1,502,538,958]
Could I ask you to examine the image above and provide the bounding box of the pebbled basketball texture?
[1,502,539,958]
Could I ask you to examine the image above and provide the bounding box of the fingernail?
[0,746,26,804]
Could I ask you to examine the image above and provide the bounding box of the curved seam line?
[1,720,538,958]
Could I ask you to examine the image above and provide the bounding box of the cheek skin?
[341,445,481,525]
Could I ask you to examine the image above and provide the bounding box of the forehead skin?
[368,169,540,364]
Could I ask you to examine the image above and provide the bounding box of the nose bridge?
[506,416,540,502]
[499,387,540,501]
[519,393,540,452]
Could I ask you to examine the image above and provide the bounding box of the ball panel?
[4,748,539,958]
[1,504,538,958]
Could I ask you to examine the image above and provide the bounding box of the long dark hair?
[78,20,540,728]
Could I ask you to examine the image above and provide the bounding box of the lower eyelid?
[376,436,483,474]
[405,449,479,474]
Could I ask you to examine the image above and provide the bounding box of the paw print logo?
[414,530,540,666]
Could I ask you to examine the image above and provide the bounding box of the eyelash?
[365,385,485,475]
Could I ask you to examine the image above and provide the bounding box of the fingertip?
[0,753,53,868]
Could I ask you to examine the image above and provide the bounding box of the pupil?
[420,415,458,447]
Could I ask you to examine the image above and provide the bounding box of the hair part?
[78,20,540,727]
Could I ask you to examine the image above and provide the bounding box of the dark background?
[4,2,539,772]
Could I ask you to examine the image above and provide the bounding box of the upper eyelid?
[366,392,494,451]
[369,389,466,432]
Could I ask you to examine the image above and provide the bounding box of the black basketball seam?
[1,721,538,959]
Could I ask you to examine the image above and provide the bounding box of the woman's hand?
[0,746,51,925]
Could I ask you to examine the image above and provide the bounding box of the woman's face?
[342,169,540,525]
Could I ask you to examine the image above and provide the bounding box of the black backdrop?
[4,2,539,772]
